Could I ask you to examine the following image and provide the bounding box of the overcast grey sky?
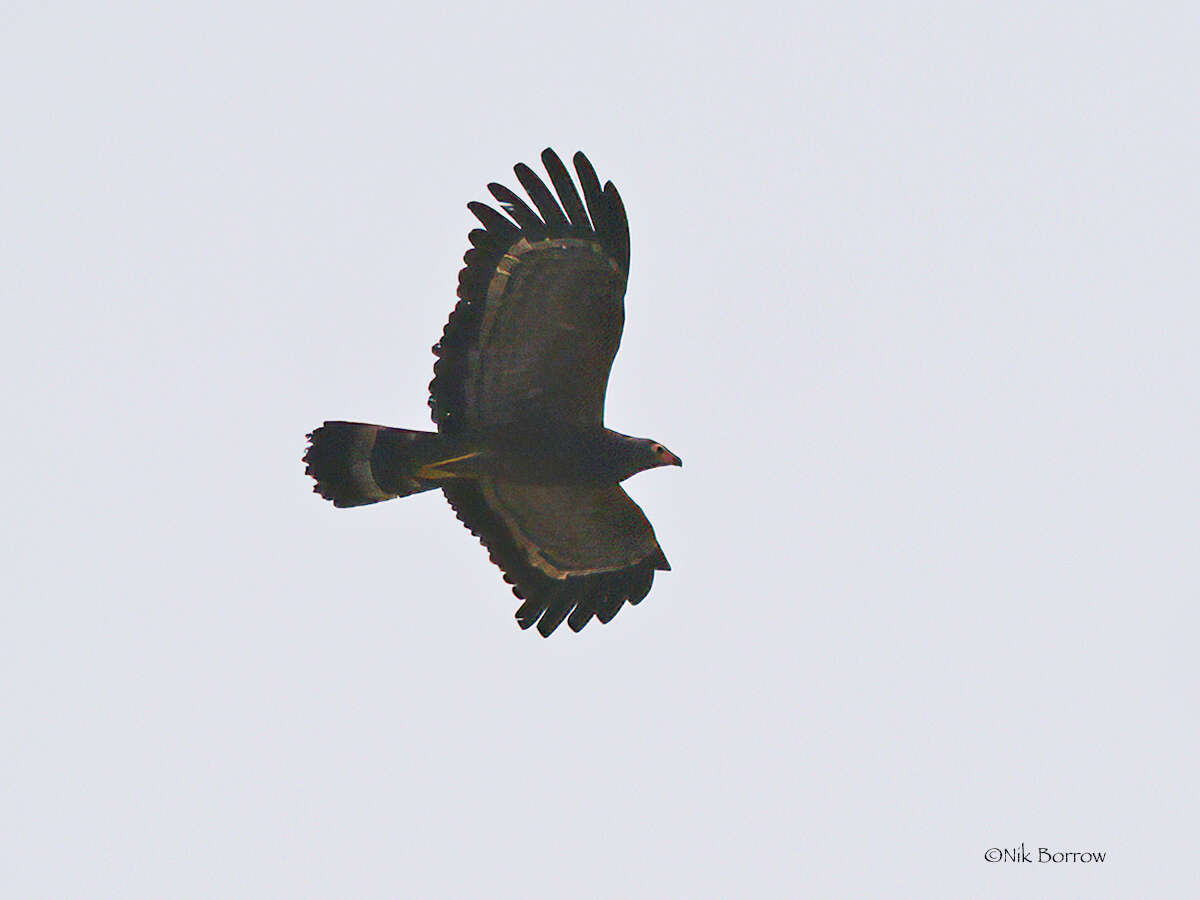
[3,1,1197,897]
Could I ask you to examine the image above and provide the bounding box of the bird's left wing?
[443,480,670,636]
[429,149,631,435]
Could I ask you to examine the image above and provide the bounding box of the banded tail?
[304,421,445,507]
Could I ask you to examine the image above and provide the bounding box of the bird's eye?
[654,445,664,455]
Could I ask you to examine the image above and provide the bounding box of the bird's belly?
[427,426,616,484]
[475,453,604,485]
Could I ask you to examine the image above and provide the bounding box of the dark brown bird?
[303,150,680,636]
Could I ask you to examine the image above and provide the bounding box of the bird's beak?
[663,450,682,467]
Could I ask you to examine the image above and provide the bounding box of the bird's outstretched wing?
[444,480,669,636]
[429,149,631,435]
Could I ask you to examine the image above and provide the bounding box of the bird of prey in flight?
[304,149,680,636]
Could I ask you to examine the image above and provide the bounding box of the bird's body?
[308,422,678,498]
[422,425,679,485]
[304,150,680,635]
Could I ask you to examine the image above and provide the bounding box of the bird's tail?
[303,421,444,507]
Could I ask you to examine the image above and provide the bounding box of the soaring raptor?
[303,149,680,636]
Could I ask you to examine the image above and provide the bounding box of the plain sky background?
[3,2,1197,897]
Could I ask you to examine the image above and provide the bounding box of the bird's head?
[647,441,683,469]
[607,431,682,480]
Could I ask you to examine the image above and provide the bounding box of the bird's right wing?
[428,149,631,435]
[443,480,669,636]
